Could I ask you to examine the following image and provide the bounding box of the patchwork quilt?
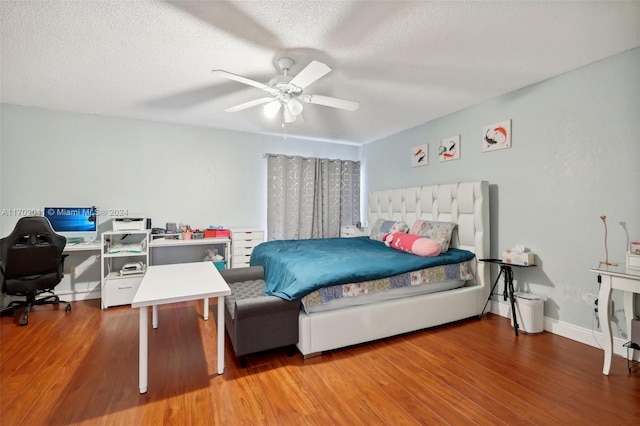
[250,237,475,301]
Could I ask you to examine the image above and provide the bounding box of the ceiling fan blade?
[212,70,276,94]
[303,94,360,111]
[167,2,283,50]
[289,61,331,90]
[225,97,276,113]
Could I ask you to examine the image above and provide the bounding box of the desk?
[62,242,102,299]
[148,237,230,267]
[63,241,102,253]
[590,265,640,375]
[479,259,536,336]
[148,237,231,318]
[131,262,231,393]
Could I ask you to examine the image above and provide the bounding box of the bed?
[252,181,490,357]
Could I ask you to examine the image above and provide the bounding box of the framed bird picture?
[439,135,460,161]
[482,119,511,152]
[411,144,428,167]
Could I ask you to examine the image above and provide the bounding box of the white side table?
[590,265,640,375]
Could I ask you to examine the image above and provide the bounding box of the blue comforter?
[250,237,475,300]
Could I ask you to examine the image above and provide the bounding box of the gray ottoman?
[220,266,300,366]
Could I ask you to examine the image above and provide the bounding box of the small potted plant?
[181,225,192,240]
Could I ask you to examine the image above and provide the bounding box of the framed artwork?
[482,119,511,152]
[439,135,460,161]
[411,144,428,167]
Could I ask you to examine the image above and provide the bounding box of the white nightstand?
[340,225,369,238]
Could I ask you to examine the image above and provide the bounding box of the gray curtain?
[267,155,360,241]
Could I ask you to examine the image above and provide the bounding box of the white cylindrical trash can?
[510,293,544,334]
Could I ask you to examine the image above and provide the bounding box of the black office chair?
[0,216,71,326]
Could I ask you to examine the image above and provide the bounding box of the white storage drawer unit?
[103,275,144,308]
[101,230,150,308]
[233,246,255,256]
[230,228,264,268]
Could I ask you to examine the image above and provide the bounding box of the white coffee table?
[131,262,231,393]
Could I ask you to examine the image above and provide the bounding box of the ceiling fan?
[212,57,359,124]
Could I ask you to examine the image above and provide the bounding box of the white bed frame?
[296,181,490,357]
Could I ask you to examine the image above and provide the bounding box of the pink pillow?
[382,232,441,257]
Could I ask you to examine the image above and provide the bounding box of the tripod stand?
[479,259,533,336]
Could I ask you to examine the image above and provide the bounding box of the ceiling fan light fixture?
[283,108,297,123]
[287,98,304,116]
[264,99,281,117]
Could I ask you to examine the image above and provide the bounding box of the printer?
[112,217,146,231]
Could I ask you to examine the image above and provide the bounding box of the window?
[266,155,360,240]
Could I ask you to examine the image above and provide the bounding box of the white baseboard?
[54,289,101,302]
[491,300,639,362]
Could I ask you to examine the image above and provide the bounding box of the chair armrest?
[220,266,264,283]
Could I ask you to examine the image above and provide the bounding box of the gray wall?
[0,105,360,235]
[363,47,640,335]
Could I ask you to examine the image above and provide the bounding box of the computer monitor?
[43,206,97,242]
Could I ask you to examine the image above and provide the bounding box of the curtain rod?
[261,153,359,164]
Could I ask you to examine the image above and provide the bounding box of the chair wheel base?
[1,298,71,326]
[19,311,29,326]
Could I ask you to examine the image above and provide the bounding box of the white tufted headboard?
[368,181,490,286]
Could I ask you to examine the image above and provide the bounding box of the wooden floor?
[1,299,639,425]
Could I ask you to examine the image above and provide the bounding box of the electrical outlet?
[71,266,77,278]
[583,293,598,305]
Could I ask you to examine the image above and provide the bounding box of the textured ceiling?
[1,1,639,145]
